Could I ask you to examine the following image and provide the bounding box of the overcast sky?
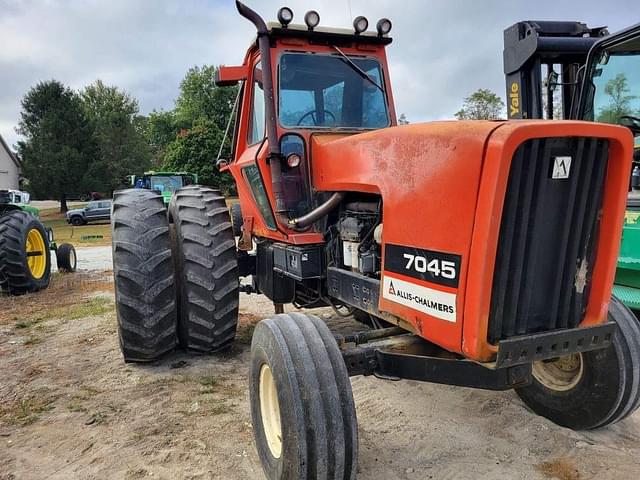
[0,0,636,149]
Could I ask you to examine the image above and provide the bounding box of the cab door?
[227,58,280,239]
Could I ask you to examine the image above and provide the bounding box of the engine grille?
[488,137,609,344]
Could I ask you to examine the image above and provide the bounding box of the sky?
[0,0,637,149]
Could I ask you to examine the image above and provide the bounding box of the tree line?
[16,66,634,212]
[17,65,237,211]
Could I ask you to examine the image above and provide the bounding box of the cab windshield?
[278,52,390,129]
[150,175,184,193]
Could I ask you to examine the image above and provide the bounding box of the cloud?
[0,0,635,148]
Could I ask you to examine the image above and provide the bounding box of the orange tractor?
[111,3,640,478]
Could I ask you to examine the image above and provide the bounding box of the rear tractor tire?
[516,296,640,430]
[249,313,358,480]
[0,210,51,295]
[168,186,240,352]
[111,189,178,362]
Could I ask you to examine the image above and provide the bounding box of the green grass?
[1,393,56,426]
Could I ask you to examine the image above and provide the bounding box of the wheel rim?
[26,228,47,279]
[259,364,282,458]
[69,248,76,269]
[532,353,584,391]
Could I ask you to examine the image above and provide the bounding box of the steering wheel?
[297,109,336,126]
[619,115,640,134]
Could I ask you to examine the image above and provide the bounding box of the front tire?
[250,313,358,480]
[56,243,77,272]
[168,186,239,352]
[111,189,178,362]
[0,210,51,295]
[516,296,640,429]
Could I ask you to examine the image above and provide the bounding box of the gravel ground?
[51,246,112,273]
[2,246,639,479]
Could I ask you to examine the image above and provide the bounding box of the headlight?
[304,10,320,31]
[353,16,368,34]
[277,7,293,27]
[376,18,392,36]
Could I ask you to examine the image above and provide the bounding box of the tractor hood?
[310,120,633,357]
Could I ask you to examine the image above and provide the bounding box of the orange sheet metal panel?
[312,120,633,361]
[312,121,503,353]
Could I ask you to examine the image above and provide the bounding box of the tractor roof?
[264,21,392,47]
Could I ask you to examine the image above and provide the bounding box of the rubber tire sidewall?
[250,321,307,479]
[517,346,622,430]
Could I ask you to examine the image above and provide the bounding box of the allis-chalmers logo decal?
[552,156,572,179]
[383,276,457,322]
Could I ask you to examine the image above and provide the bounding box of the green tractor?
[129,171,198,204]
[0,189,77,295]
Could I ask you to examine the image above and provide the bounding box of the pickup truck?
[66,200,111,226]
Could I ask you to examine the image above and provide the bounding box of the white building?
[0,134,20,190]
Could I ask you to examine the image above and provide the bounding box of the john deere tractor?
[111,4,640,478]
[0,189,77,295]
[128,171,198,205]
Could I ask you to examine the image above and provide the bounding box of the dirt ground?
[1,249,640,480]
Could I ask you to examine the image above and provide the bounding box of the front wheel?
[250,313,358,480]
[516,296,640,430]
[56,243,77,272]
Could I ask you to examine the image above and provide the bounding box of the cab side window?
[248,62,265,145]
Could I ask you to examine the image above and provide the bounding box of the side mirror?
[217,158,229,169]
[215,65,249,87]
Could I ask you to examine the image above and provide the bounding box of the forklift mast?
[503,21,608,120]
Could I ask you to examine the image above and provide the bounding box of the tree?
[175,65,239,131]
[145,110,177,167]
[163,119,235,194]
[398,113,410,125]
[80,80,151,193]
[455,89,505,120]
[17,80,96,212]
[596,73,637,124]
[160,65,238,190]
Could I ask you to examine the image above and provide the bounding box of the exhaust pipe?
[236,1,343,230]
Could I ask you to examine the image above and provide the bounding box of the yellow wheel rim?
[26,228,47,279]
[259,364,282,458]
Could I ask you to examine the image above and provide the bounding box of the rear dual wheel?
[168,186,240,352]
[250,313,358,480]
[516,296,640,430]
[111,187,239,362]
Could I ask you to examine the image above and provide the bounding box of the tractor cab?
[216,3,395,239]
